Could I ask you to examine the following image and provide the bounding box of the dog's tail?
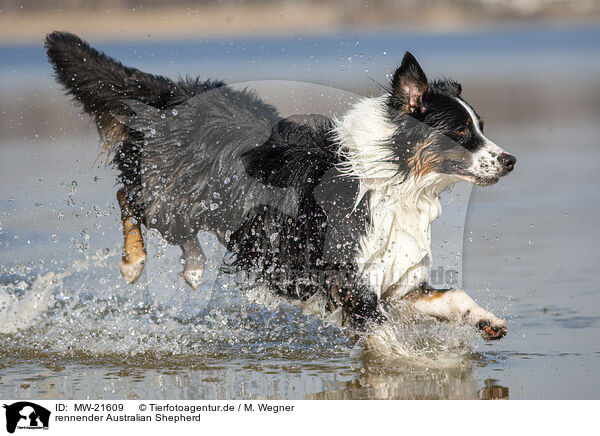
[45,31,177,121]
[45,31,189,158]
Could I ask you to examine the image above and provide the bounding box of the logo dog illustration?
[3,402,50,433]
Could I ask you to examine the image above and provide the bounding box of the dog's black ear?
[391,52,428,114]
[453,82,462,96]
[432,79,461,96]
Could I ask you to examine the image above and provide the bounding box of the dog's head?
[386,52,516,186]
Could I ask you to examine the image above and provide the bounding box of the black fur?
[45,31,226,218]
[45,31,379,327]
[46,34,514,330]
[45,31,225,119]
[385,57,509,183]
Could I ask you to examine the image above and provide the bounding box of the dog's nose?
[498,153,516,172]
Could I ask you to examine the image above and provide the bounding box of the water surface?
[1,24,599,399]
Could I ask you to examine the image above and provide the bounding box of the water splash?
[0,245,352,366]
[362,303,476,366]
[1,239,475,368]
[0,273,57,334]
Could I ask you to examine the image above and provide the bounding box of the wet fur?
[45,32,514,333]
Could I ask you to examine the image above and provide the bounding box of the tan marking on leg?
[418,289,450,300]
[117,190,146,283]
[404,286,451,302]
[122,216,145,262]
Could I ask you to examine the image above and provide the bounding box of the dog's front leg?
[406,286,507,340]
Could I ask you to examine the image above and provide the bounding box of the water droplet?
[67,180,77,195]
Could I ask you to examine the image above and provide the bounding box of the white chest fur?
[357,175,451,300]
[334,96,455,300]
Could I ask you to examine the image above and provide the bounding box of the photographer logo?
[3,402,50,433]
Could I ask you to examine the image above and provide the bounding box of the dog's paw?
[179,268,204,290]
[119,258,145,284]
[476,319,507,340]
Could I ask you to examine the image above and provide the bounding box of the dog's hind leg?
[117,189,146,284]
[179,237,206,290]
[406,286,507,340]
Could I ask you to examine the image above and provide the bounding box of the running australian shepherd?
[45,31,515,340]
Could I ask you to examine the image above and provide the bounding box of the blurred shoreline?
[1,4,598,143]
[1,22,599,142]
[1,1,599,44]
[3,80,597,143]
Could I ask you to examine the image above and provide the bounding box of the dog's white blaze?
[455,97,507,179]
[334,96,456,300]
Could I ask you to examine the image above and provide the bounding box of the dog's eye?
[455,127,468,136]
